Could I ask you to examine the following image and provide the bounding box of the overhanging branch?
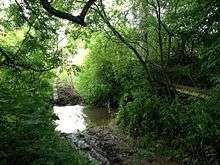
[0,47,56,72]
[40,0,97,26]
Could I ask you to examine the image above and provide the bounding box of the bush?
[0,69,90,165]
[74,33,220,164]
[117,87,160,136]
[117,87,220,164]
[75,33,143,107]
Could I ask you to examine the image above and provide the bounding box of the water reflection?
[54,105,86,133]
[54,105,115,133]
[83,106,115,127]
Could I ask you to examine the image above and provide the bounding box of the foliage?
[116,88,220,164]
[0,0,220,164]
[0,69,90,165]
[73,0,220,163]
[74,33,145,106]
[0,2,90,165]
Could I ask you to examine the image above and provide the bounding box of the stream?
[54,105,116,134]
[53,105,128,164]
[53,105,178,165]
[53,81,179,165]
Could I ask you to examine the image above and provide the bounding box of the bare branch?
[97,0,148,69]
[40,0,97,26]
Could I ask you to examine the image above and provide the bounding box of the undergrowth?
[116,87,220,164]
[0,69,90,165]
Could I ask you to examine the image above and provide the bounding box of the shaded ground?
[67,122,179,165]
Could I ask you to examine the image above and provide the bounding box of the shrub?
[117,87,220,164]
[75,33,143,107]
[0,70,90,165]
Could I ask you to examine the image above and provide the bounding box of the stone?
[53,80,83,106]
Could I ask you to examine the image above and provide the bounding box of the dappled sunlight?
[69,48,89,65]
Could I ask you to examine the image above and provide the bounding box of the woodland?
[0,0,220,164]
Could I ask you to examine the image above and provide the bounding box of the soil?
[67,122,179,165]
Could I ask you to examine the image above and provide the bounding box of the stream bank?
[53,81,179,165]
[68,124,136,165]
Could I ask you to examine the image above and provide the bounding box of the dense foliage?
[73,0,220,164]
[0,70,89,165]
[75,33,145,107]
[75,32,220,164]
[1,0,220,164]
[0,1,90,164]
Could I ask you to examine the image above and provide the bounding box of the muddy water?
[54,105,179,164]
[54,105,116,133]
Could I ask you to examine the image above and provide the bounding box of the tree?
[3,0,219,96]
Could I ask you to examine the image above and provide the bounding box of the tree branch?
[97,1,148,70]
[40,0,97,26]
[0,47,56,72]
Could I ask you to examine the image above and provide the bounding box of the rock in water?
[53,80,83,106]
